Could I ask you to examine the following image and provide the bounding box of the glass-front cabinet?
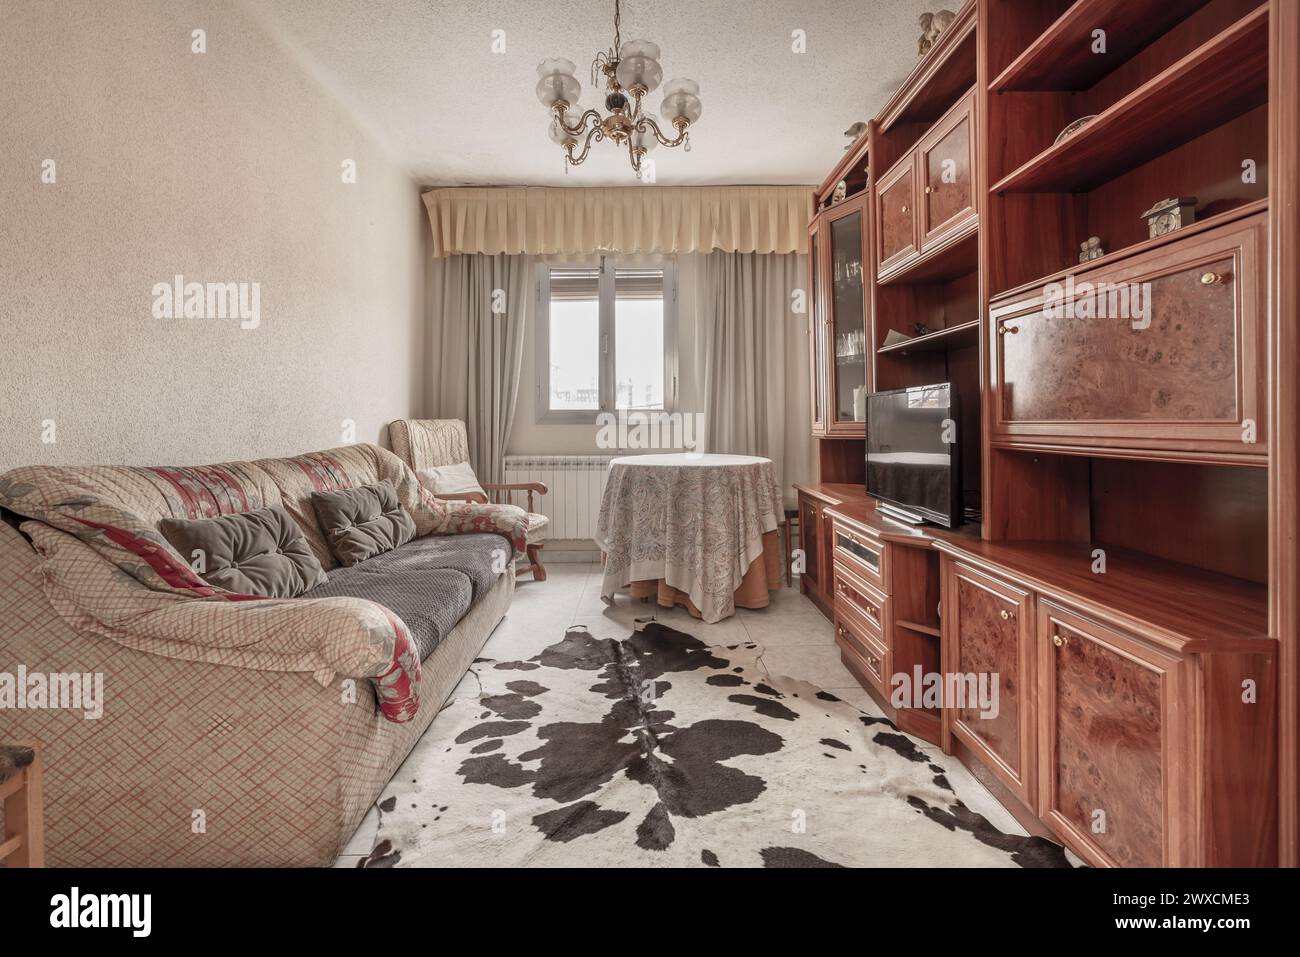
[821,194,869,435]
[808,223,827,435]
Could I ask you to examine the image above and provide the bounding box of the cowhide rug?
[361,622,1072,868]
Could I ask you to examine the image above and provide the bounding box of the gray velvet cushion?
[310,481,416,566]
[159,505,327,598]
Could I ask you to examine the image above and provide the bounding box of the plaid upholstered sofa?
[0,443,527,866]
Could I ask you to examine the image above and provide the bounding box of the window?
[537,258,677,422]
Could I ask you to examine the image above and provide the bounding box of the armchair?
[388,419,550,580]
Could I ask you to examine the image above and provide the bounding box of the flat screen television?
[866,383,961,528]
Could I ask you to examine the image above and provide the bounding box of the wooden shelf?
[822,497,984,548]
[989,199,1267,306]
[990,0,1214,93]
[878,224,978,285]
[930,538,1269,654]
[877,319,979,356]
[794,482,869,507]
[896,618,941,638]
[816,130,870,203]
[878,3,977,132]
[990,7,1269,194]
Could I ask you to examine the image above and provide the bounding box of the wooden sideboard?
[815,497,1275,867]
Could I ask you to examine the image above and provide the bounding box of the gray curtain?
[427,253,534,484]
[696,251,813,505]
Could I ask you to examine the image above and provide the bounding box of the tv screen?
[866,383,960,528]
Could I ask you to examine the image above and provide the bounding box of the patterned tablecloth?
[595,453,784,623]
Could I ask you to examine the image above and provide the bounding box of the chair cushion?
[416,462,486,500]
[303,533,508,660]
[525,512,549,545]
[310,481,416,566]
[158,505,327,598]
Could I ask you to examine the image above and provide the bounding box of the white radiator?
[503,455,615,540]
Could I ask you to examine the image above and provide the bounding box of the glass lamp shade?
[549,109,583,146]
[616,55,663,93]
[630,126,659,154]
[660,78,702,125]
[618,39,661,60]
[535,58,580,108]
[615,40,663,93]
[536,57,578,79]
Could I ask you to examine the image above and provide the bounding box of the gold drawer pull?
[901,204,909,213]
[1200,271,1228,285]
[997,321,1020,335]
[1052,633,1067,647]
[924,186,934,194]
[1000,609,1015,621]
[837,581,878,618]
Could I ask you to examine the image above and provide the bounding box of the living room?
[1,0,1297,919]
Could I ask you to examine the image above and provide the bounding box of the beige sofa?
[0,443,522,866]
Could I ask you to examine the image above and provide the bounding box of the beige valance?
[422,185,813,258]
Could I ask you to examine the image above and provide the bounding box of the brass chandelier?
[536,0,703,179]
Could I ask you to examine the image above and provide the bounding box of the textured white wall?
[0,0,425,469]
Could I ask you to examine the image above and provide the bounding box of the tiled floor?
[334,564,1027,866]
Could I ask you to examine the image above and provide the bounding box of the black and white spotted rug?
[361,622,1071,868]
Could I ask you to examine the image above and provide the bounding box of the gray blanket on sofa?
[303,533,506,661]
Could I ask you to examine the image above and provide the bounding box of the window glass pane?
[614,267,665,410]
[548,267,600,410]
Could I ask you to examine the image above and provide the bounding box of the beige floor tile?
[820,685,888,719]
[341,805,379,856]
[735,592,835,646]
[757,644,859,688]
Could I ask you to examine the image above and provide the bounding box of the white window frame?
[535,256,678,424]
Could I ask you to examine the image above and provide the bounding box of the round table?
[595,453,784,623]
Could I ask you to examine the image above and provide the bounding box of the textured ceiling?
[250,0,937,186]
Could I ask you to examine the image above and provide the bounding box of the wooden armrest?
[435,492,489,504]
[482,482,549,495]
[478,482,547,512]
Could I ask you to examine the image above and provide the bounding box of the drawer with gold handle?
[836,621,885,685]
[831,521,888,591]
[835,578,882,627]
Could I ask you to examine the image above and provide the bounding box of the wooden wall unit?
[1269,0,1300,868]
[795,0,1297,867]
